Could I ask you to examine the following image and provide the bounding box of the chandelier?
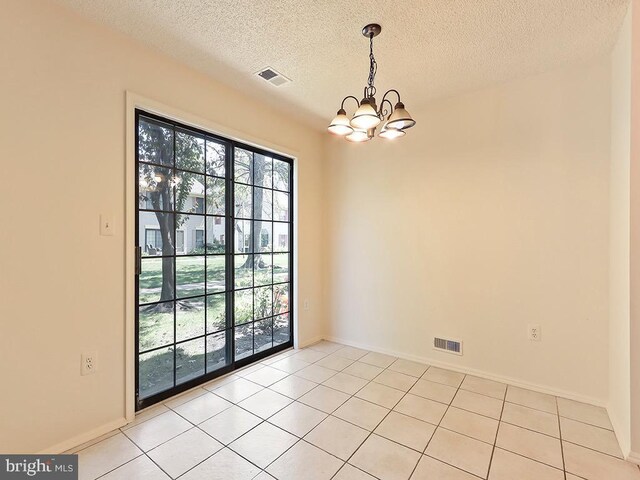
[328,23,416,142]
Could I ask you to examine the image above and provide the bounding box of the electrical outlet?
[81,351,98,375]
[303,299,310,311]
[528,325,541,341]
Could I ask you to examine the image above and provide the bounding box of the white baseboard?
[39,417,127,454]
[323,335,607,408]
[627,451,640,465]
[298,335,324,349]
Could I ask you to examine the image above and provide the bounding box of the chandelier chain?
[367,33,377,94]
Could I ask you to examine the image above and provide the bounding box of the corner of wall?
[609,0,633,457]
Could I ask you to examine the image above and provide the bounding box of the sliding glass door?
[135,110,293,410]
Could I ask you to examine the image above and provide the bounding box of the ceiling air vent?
[256,67,291,87]
[434,337,463,356]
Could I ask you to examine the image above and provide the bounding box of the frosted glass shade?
[386,102,416,130]
[350,101,381,130]
[345,129,370,142]
[327,109,354,136]
[379,123,406,139]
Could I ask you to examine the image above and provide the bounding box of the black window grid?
[135,110,293,410]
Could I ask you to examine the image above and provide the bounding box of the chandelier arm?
[340,95,360,111]
[380,89,402,108]
[378,98,394,119]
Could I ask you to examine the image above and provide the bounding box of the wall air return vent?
[256,67,291,87]
[433,337,463,356]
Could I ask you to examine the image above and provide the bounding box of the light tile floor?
[74,341,640,480]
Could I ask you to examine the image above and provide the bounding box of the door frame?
[125,92,300,420]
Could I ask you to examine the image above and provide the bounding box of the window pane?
[175,172,205,214]
[273,253,289,284]
[139,117,173,166]
[206,177,225,215]
[176,256,205,298]
[206,217,225,254]
[176,131,205,173]
[234,220,252,253]
[176,214,205,255]
[207,293,226,333]
[176,338,205,385]
[176,296,205,342]
[235,148,253,184]
[253,187,272,220]
[235,184,252,219]
[235,323,253,360]
[140,212,174,257]
[254,286,273,320]
[234,255,253,288]
[206,139,226,177]
[206,255,225,293]
[274,191,289,221]
[254,318,273,353]
[139,257,172,304]
[274,222,289,252]
[234,289,253,325]
[273,314,290,346]
[139,303,174,352]
[273,159,290,191]
[254,154,272,188]
[274,284,289,315]
[139,164,173,211]
[139,346,174,399]
[254,253,273,287]
[207,331,229,372]
[255,221,272,253]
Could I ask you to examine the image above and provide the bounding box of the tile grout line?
[92,453,145,480]
[485,385,508,480]
[555,395,567,480]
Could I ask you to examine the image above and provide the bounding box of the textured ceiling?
[54,0,629,129]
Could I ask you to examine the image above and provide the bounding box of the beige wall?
[0,0,326,453]
[324,59,612,403]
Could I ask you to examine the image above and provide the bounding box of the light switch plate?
[100,214,114,236]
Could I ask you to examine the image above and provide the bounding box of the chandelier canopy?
[328,24,416,142]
